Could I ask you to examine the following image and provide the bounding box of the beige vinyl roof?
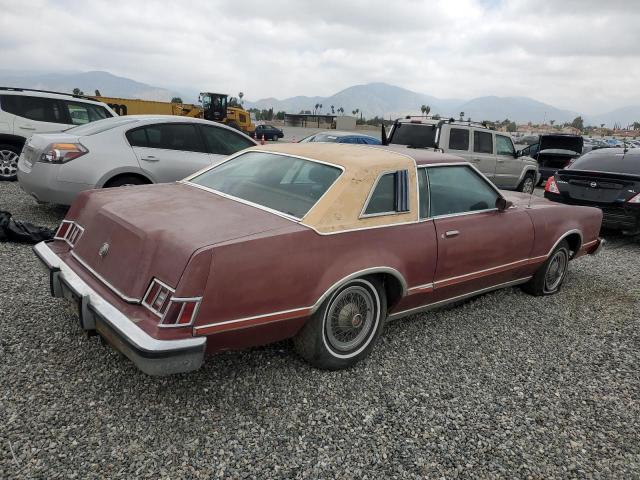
[247,143,420,234]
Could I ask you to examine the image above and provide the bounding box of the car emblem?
[98,242,110,258]
[590,182,597,188]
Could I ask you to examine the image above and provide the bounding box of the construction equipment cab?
[385,117,539,193]
[199,92,255,135]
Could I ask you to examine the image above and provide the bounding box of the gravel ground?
[1,181,639,479]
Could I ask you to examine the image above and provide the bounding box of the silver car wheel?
[544,249,568,293]
[521,176,535,194]
[0,149,19,180]
[324,284,376,353]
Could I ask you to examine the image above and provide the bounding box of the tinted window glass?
[200,125,255,155]
[449,128,470,151]
[144,123,205,152]
[428,166,499,217]
[496,135,515,156]
[0,95,65,123]
[64,101,110,125]
[473,131,493,154]
[126,128,148,147]
[570,150,640,175]
[389,123,438,148]
[190,151,341,218]
[364,173,396,215]
[66,117,139,135]
[308,133,340,143]
[418,168,429,219]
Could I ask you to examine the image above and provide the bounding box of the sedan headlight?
[40,143,88,164]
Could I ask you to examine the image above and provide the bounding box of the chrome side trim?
[70,251,140,303]
[548,229,583,257]
[431,208,499,221]
[194,306,311,334]
[388,277,532,321]
[433,256,542,287]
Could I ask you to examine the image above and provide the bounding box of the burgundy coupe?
[34,143,603,375]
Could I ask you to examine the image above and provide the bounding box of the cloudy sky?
[1,0,639,113]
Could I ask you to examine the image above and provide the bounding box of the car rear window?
[66,117,140,135]
[189,151,342,219]
[389,123,438,148]
[569,150,640,176]
[308,133,340,143]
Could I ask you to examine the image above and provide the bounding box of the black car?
[520,134,583,185]
[544,147,640,233]
[254,124,284,141]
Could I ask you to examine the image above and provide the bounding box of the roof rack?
[400,115,491,130]
[0,86,92,100]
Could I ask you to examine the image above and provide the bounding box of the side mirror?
[495,197,513,211]
[515,150,521,158]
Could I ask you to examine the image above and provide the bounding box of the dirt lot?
[1,181,639,479]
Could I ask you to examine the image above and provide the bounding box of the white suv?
[0,88,117,180]
[386,117,540,193]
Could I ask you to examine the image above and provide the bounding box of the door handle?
[471,158,481,162]
[19,125,36,130]
[497,158,505,163]
[444,230,460,238]
[141,156,159,162]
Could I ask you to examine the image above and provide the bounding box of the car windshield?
[389,123,438,148]
[65,117,140,135]
[569,151,640,176]
[188,151,342,219]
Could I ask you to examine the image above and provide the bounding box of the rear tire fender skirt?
[310,267,407,315]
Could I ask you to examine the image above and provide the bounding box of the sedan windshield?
[189,151,342,219]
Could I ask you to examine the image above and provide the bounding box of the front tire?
[294,277,386,370]
[0,144,21,181]
[522,240,570,296]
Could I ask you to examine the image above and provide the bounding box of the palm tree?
[314,103,320,115]
[238,92,244,106]
[319,103,323,113]
[420,105,431,117]
[338,107,344,115]
[331,105,335,114]
[459,111,465,120]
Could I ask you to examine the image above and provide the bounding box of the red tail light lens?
[54,220,84,247]
[627,193,640,204]
[142,279,201,327]
[545,176,560,194]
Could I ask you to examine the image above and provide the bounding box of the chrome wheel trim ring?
[544,249,568,293]
[0,149,19,178]
[322,279,380,359]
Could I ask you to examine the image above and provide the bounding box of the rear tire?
[104,175,149,188]
[0,143,21,181]
[294,277,386,370]
[518,172,536,194]
[272,134,278,141]
[522,240,570,296]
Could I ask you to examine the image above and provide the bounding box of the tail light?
[54,220,84,247]
[142,278,201,328]
[628,193,640,204]
[40,143,88,163]
[545,176,560,194]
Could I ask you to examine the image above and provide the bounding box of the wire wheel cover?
[545,249,568,292]
[325,285,375,352]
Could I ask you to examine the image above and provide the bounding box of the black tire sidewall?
[524,240,570,296]
[104,176,147,188]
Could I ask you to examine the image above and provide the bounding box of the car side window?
[473,131,493,154]
[64,101,110,125]
[126,127,148,147]
[448,128,470,151]
[200,125,254,155]
[142,123,206,153]
[363,170,410,216]
[496,135,515,156]
[428,165,499,217]
[0,95,65,123]
[418,168,429,219]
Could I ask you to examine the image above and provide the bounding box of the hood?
[69,183,298,301]
[538,135,583,155]
[502,190,551,208]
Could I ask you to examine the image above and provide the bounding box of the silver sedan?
[17,115,257,205]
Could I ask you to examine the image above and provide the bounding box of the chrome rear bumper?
[33,241,206,376]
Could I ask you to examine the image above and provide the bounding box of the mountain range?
[0,70,637,127]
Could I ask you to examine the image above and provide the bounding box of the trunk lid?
[70,182,298,301]
[556,169,640,204]
[538,135,583,155]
